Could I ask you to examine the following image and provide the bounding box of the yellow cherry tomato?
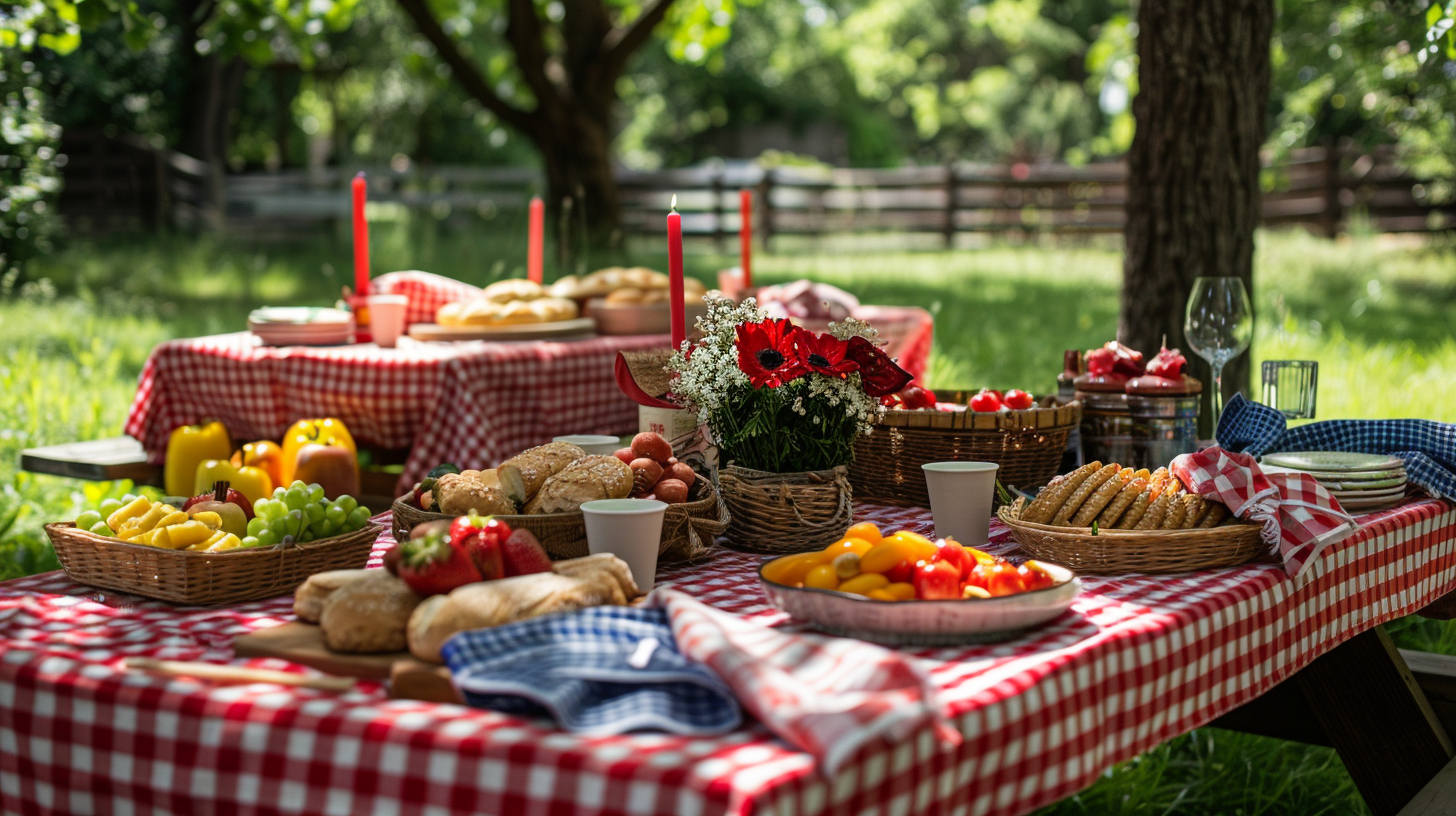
[837,573,890,596]
[859,535,937,575]
[761,551,833,587]
[845,522,883,546]
[884,582,917,600]
[866,589,898,602]
[883,531,938,558]
[962,545,997,566]
[804,564,840,591]
[822,536,874,558]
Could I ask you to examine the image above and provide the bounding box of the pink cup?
[367,294,409,348]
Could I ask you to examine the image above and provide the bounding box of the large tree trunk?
[1121,0,1273,436]
[534,109,621,272]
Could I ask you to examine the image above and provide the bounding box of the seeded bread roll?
[320,574,423,654]
[435,472,517,516]
[1096,477,1148,528]
[1052,464,1121,526]
[1072,469,1135,527]
[497,442,588,506]
[1113,490,1153,529]
[294,569,377,623]
[523,455,634,515]
[1024,462,1101,524]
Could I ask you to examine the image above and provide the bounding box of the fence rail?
[56,134,1456,243]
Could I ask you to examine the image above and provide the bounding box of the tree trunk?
[534,108,621,272]
[1121,0,1273,436]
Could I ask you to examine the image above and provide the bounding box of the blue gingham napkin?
[440,605,742,736]
[1218,394,1456,500]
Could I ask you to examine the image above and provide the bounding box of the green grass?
[4,223,1456,813]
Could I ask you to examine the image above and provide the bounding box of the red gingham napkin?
[647,587,961,776]
[371,270,483,325]
[1171,447,1358,576]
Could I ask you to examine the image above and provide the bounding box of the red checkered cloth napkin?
[1171,447,1358,576]
[371,271,483,326]
[647,587,961,776]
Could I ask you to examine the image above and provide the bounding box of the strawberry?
[501,528,553,576]
[449,514,509,581]
[397,526,482,596]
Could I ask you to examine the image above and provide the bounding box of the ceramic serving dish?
[758,561,1081,646]
[589,299,708,336]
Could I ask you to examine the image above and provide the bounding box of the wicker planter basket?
[996,501,1268,575]
[46,521,381,606]
[850,394,1080,508]
[391,482,729,565]
[718,464,853,554]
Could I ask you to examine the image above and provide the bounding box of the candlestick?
[352,172,370,298]
[739,188,752,288]
[527,196,544,284]
[667,194,685,350]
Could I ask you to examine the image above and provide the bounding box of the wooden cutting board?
[233,622,461,703]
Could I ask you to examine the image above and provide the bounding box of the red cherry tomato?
[881,394,903,408]
[912,560,961,600]
[898,386,937,410]
[1003,389,1034,410]
[931,539,973,580]
[985,562,1026,597]
[963,564,990,591]
[1018,561,1058,591]
[969,392,1002,412]
[884,559,916,584]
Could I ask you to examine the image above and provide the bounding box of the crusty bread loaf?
[481,278,548,304]
[552,553,641,602]
[497,442,587,505]
[523,455,633,515]
[434,472,517,516]
[320,574,422,653]
[294,569,377,623]
[408,571,625,663]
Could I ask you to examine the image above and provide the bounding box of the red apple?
[292,443,359,500]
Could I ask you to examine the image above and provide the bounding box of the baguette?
[1052,464,1121,526]
[1024,463,1101,524]
[1114,490,1152,529]
[552,553,642,600]
[1182,495,1210,528]
[1198,503,1230,528]
[1096,477,1147,528]
[1160,495,1188,530]
[1135,491,1175,530]
[497,442,588,506]
[1072,469,1133,527]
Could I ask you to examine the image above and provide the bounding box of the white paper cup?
[366,294,409,348]
[581,499,667,591]
[553,435,623,456]
[922,461,1000,547]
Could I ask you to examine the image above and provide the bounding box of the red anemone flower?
[793,328,859,378]
[737,319,807,388]
[844,336,914,397]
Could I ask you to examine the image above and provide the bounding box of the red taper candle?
[667,195,685,350]
[739,188,752,288]
[527,196,544,284]
[352,172,370,297]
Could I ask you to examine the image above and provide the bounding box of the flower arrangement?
[668,296,911,473]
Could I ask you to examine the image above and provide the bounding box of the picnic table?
[1,499,1454,816]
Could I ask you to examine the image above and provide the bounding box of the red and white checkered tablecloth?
[122,333,671,495]
[2,500,1454,815]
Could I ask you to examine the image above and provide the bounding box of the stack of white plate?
[248,307,354,346]
[1261,451,1409,513]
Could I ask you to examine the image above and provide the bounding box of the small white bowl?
[553,435,623,456]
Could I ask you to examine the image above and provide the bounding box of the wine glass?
[1184,276,1254,428]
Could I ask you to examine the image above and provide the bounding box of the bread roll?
[481,279,547,304]
[460,300,502,326]
[436,302,466,327]
[552,553,641,600]
[523,455,633,515]
[320,574,422,653]
[435,472,517,516]
[408,571,626,662]
[294,569,377,623]
[497,442,587,505]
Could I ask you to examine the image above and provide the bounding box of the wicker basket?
[850,394,1080,508]
[391,483,729,565]
[996,502,1268,574]
[718,464,854,554]
[46,521,381,606]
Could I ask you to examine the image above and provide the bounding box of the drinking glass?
[1261,360,1318,419]
[1184,277,1254,428]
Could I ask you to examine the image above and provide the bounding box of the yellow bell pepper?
[165,422,232,497]
[231,441,286,488]
[280,419,356,485]
[193,460,273,504]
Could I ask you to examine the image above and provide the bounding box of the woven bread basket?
[46,521,381,605]
[996,501,1269,574]
[391,482,728,565]
[718,465,853,554]
[850,393,1080,508]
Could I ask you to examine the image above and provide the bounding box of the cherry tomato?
[884,559,916,584]
[912,560,962,600]
[761,551,832,586]
[838,573,890,596]
[932,539,973,579]
[963,564,991,591]
[985,562,1026,597]
[898,386,937,410]
[883,582,917,600]
[823,536,874,558]
[804,564,840,591]
[845,522,884,547]
[1003,389,1035,410]
[969,392,1002,412]
[1018,561,1058,591]
[881,394,903,408]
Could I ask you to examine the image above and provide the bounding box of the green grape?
[286,509,306,537]
[99,498,123,516]
[290,480,307,491]
[299,529,316,543]
[304,502,326,526]
[268,517,290,538]
[255,530,278,547]
[324,504,347,527]
[76,510,102,530]
[345,506,370,531]
[307,484,326,504]
[262,500,287,522]
[121,494,138,503]
[89,521,115,537]
[336,495,359,515]
[316,519,338,538]
[241,536,261,549]
[246,517,267,537]
[283,486,308,511]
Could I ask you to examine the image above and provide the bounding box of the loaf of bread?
[434,472,517,516]
[496,442,587,505]
[523,454,633,515]
[319,573,423,653]
[294,569,377,623]
[480,279,548,304]
[408,563,631,663]
[552,552,641,600]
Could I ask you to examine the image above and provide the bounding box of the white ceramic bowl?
[758,561,1080,646]
[553,435,623,456]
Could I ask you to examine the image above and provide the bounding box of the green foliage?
[0,50,60,280]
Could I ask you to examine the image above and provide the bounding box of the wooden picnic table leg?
[1296,626,1455,816]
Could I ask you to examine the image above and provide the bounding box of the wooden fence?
[56,135,1456,243]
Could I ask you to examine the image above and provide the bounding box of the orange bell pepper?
[232,441,286,488]
[164,421,232,497]
[280,418,357,484]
